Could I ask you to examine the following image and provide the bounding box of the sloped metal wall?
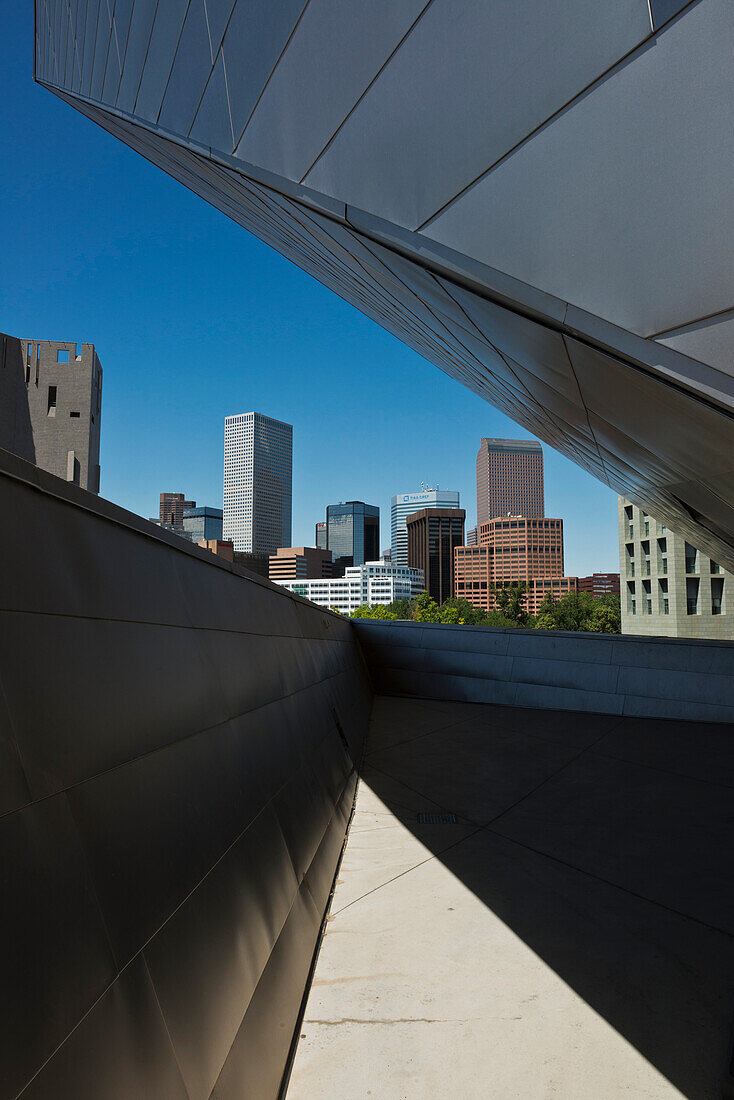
[354,619,734,723]
[0,447,371,1099]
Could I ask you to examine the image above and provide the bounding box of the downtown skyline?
[1,7,619,578]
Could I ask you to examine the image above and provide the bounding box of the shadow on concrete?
[360,696,734,1099]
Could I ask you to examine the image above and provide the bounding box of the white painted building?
[276,561,424,615]
[391,488,460,565]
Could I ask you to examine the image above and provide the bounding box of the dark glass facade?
[407,508,465,604]
[183,507,223,542]
[326,502,379,573]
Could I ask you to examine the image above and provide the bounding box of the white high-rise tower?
[390,487,460,566]
[223,412,293,554]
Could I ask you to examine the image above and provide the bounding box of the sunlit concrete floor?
[287,696,734,1100]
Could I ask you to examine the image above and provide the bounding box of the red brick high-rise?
[476,439,544,525]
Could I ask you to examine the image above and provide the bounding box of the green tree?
[588,593,621,634]
[535,591,621,633]
[489,581,529,626]
[484,608,528,629]
[438,596,487,626]
[386,596,414,620]
[351,603,398,620]
[412,591,441,623]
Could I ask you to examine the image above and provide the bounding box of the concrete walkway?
[287,696,734,1099]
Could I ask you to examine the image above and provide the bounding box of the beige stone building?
[619,498,733,639]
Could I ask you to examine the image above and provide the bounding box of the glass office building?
[183,507,223,543]
[326,502,379,573]
[223,412,292,554]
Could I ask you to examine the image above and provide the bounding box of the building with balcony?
[454,516,577,615]
[276,560,423,616]
[619,497,734,639]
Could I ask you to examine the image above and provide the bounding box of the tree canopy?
[535,591,620,633]
[349,587,621,633]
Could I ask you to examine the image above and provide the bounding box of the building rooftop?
[288,695,734,1099]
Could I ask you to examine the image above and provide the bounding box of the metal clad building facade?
[34,0,734,572]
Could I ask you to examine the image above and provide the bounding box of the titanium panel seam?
[231,0,312,152]
[35,73,734,423]
[297,0,435,183]
[0,643,364,822]
[415,1,701,232]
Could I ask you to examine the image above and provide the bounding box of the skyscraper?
[454,517,578,615]
[0,333,102,492]
[476,439,544,525]
[407,508,465,603]
[325,502,379,572]
[391,488,460,566]
[223,412,293,554]
[159,493,195,527]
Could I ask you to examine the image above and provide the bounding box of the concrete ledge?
[354,621,734,723]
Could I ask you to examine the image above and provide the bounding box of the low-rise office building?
[276,561,424,616]
[619,498,733,638]
[269,547,335,581]
[579,572,620,597]
[198,539,234,561]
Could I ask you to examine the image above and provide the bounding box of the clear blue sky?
[2,7,619,575]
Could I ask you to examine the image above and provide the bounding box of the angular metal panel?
[20,957,190,1100]
[115,0,157,112]
[304,0,651,229]
[190,51,235,151]
[237,0,427,182]
[223,0,307,146]
[210,885,322,1098]
[203,0,238,57]
[0,611,230,799]
[0,796,117,1099]
[159,0,214,136]
[0,450,369,1098]
[66,709,286,966]
[134,0,189,121]
[657,310,734,377]
[144,803,299,1100]
[425,0,734,336]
